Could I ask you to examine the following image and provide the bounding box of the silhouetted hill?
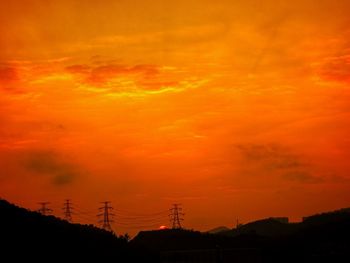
[132,208,350,262]
[0,199,150,262]
[132,229,215,251]
[206,226,230,234]
[218,208,350,239]
[302,207,350,225]
[224,218,296,237]
[131,228,268,252]
[2,198,349,262]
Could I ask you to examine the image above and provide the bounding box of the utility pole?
[98,201,114,232]
[63,199,73,223]
[38,202,53,216]
[236,219,242,229]
[169,204,184,229]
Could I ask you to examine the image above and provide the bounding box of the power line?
[34,201,179,231]
[98,201,114,233]
[115,224,164,229]
[37,202,53,216]
[113,213,168,221]
[169,204,184,229]
[74,213,96,224]
[113,208,169,217]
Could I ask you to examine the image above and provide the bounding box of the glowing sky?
[1,0,350,235]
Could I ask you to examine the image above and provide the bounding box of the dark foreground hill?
[132,208,350,262]
[219,208,350,239]
[0,199,152,262]
[1,199,350,262]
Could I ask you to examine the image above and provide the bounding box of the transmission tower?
[38,202,53,216]
[98,201,114,232]
[63,199,73,222]
[169,204,184,229]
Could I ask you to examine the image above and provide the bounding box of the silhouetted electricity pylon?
[38,202,53,216]
[63,199,73,222]
[169,204,184,229]
[98,201,114,232]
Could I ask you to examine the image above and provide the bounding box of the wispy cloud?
[66,63,159,87]
[318,54,350,84]
[0,66,20,92]
[236,143,305,170]
[23,150,79,186]
[236,143,321,183]
[66,61,209,96]
[1,59,209,97]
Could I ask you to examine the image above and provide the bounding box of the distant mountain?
[206,226,231,234]
[223,218,296,237]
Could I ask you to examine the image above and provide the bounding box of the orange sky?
[1,0,350,235]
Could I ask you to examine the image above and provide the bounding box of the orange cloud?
[65,62,199,95]
[319,55,350,84]
[0,66,20,91]
[67,63,159,86]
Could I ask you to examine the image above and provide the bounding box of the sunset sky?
[1,0,350,235]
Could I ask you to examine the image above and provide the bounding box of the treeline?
[0,199,153,262]
[1,199,349,262]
